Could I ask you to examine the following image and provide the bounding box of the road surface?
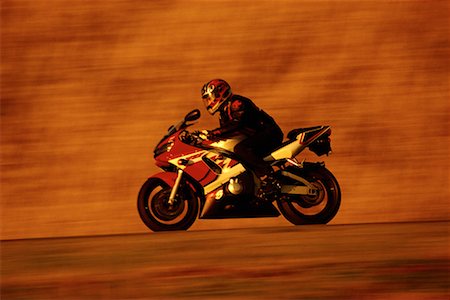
[1,221,449,299]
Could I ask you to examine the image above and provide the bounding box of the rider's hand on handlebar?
[192,130,209,140]
[206,130,221,140]
[192,130,219,141]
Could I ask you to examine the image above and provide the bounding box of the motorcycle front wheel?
[277,165,341,225]
[137,178,199,232]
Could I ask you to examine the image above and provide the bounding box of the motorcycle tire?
[277,165,341,225]
[137,177,199,231]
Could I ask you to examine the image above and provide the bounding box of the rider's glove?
[207,129,221,140]
[193,130,210,140]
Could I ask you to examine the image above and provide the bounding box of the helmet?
[201,79,232,114]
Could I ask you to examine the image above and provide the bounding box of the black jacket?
[211,94,281,137]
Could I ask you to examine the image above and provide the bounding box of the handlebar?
[192,130,209,141]
[180,130,210,146]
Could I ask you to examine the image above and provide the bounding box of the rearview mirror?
[185,109,201,122]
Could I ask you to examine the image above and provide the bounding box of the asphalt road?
[1,221,449,299]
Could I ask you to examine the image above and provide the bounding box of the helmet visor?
[202,93,219,114]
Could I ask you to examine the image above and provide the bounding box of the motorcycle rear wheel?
[137,178,198,231]
[277,165,341,225]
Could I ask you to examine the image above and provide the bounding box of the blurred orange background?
[1,0,448,240]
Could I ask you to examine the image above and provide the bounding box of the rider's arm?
[211,98,250,137]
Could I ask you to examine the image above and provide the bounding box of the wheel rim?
[145,183,190,226]
[151,189,186,221]
[286,177,329,216]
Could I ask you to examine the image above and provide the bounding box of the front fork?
[168,169,184,205]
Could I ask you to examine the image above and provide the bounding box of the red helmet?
[201,79,232,114]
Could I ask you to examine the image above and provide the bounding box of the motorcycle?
[138,109,341,231]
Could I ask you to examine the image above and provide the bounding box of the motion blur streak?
[1,223,449,299]
[1,1,449,239]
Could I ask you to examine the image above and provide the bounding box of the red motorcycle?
[138,109,341,231]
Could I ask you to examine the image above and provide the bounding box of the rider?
[201,79,283,191]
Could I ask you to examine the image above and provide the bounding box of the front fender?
[149,171,178,187]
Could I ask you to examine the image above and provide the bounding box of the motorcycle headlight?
[154,141,174,157]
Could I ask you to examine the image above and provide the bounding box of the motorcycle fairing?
[169,150,247,194]
[147,171,179,188]
[209,134,246,152]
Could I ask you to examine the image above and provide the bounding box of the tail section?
[264,126,331,162]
